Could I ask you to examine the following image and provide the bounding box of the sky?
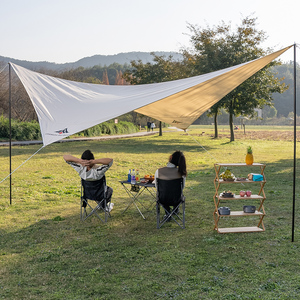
[0,0,298,64]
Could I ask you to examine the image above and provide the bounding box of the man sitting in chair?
[63,150,114,212]
[154,150,187,217]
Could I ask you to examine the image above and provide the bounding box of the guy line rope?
[0,146,44,184]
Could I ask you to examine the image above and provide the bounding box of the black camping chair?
[81,177,110,222]
[156,178,185,229]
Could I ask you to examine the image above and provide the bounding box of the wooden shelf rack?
[213,163,266,234]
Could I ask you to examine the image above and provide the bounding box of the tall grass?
[0,126,299,299]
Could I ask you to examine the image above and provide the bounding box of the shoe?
[106,203,114,212]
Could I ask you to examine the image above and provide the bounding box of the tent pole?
[8,63,12,205]
[159,121,162,136]
[292,44,297,242]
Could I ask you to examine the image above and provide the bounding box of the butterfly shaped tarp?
[10,45,292,147]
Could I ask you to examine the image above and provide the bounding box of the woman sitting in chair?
[154,150,187,216]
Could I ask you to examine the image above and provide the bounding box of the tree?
[124,53,188,84]
[83,77,102,84]
[114,70,122,85]
[207,101,227,138]
[0,70,37,122]
[224,65,286,140]
[102,70,109,85]
[115,70,129,85]
[184,16,288,141]
[123,53,188,132]
[271,63,300,117]
[262,106,277,118]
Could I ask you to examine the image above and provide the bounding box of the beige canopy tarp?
[10,45,292,146]
[136,45,293,128]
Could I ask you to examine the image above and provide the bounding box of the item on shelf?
[246,190,252,197]
[248,173,263,181]
[221,191,234,198]
[245,146,254,165]
[218,207,231,215]
[243,205,256,213]
[220,169,235,181]
[236,177,247,181]
[239,190,246,197]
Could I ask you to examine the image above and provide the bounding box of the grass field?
[0,125,300,299]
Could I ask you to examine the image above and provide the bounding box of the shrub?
[0,116,41,140]
[0,115,10,138]
[0,117,139,141]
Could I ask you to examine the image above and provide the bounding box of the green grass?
[0,126,300,299]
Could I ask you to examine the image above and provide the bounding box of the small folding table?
[119,180,156,219]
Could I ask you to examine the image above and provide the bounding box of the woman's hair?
[170,150,187,177]
[81,150,94,160]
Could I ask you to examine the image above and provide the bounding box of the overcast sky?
[1,0,298,63]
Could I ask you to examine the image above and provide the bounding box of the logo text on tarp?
[55,128,69,134]
[172,120,182,124]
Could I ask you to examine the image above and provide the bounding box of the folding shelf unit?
[213,163,266,234]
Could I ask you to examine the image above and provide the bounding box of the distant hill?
[0,51,183,71]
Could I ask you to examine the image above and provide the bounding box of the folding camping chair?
[156,177,185,229]
[80,177,110,222]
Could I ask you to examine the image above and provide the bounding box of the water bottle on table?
[127,169,131,182]
[131,169,136,184]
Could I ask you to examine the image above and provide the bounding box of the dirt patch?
[190,130,300,141]
[221,130,299,141]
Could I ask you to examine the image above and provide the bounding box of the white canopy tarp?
[10,45,292,147]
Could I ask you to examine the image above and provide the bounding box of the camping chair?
[80,177,110,222]
[156,178,185,229]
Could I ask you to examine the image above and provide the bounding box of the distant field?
[191,124,299,131]
[189,125,300,141]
